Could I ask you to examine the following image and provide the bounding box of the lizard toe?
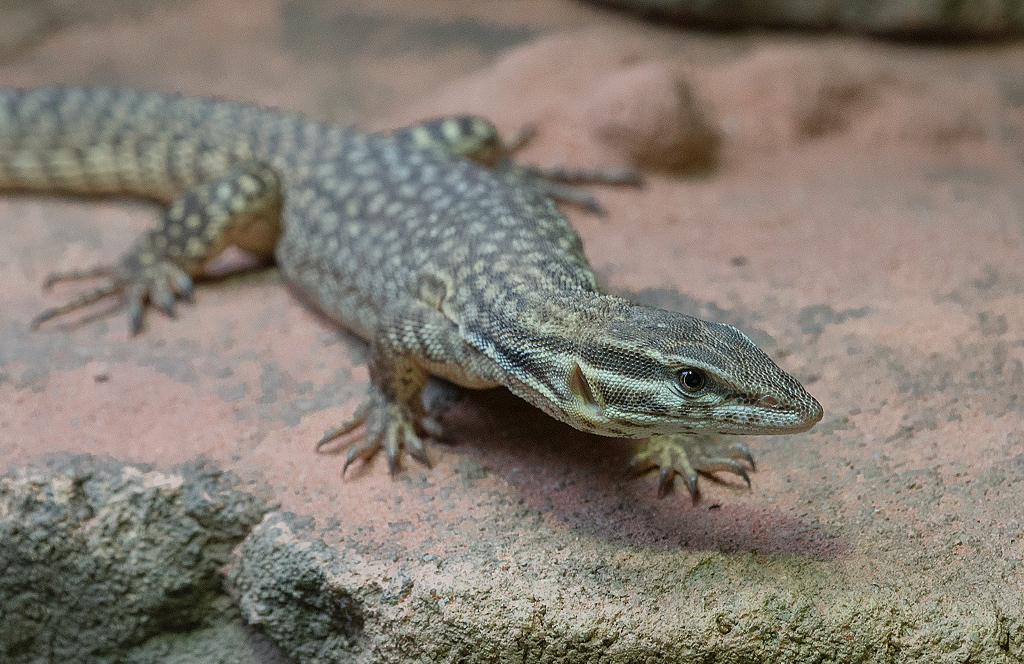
[344,438,382,474]
[319,392,431,475]
[150,279,178,318]
[630,433,757,501]
[31,280,124,330]
[405,433,431,468]
[316,402,370,453]
[33,256,196,335]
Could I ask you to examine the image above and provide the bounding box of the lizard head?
[560,302,823,438]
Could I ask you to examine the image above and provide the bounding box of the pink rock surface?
[584,61,719,171]
[1,1,1022,660]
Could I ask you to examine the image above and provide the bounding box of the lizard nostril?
[758,396,779,407]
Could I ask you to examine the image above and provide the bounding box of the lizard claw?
[33,253,196,335]
[316,402,370,453]
[316,391,432,474]
[404,434,432,469]
[629,433,756,501]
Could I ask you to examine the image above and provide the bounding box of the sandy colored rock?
[706,43,892,156]
[0,456,271,664]
[0,4,53,59]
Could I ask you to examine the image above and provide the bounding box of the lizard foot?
[315,391,431,475]
[31,252,194,335]
[498,123,643,216]
[629,433,755,501]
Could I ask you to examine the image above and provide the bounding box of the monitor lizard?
[0,86,823,498]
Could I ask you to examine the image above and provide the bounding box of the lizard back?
[0,86,600,340]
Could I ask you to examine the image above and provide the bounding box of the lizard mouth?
[760,400,824,433]
[720,392,823,434]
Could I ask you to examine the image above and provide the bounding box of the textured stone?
[0,456,271,664]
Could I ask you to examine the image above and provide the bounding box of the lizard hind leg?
[381,116,642,215]
[31,158,281,335]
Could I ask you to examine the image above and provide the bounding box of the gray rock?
[0,455,271,664]
[230,513,367,663]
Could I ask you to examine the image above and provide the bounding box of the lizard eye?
[677,368,706,393]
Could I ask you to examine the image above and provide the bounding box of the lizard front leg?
[381,116,641,215]
[316,297,502,474]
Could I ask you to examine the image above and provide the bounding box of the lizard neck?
[462,290,647,434]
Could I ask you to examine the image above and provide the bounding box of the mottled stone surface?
[0,456,272,663]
